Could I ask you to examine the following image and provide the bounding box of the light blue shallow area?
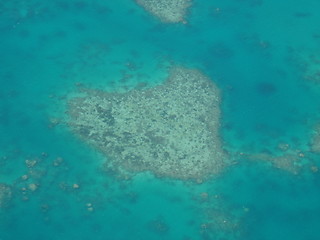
[1,0,320,240]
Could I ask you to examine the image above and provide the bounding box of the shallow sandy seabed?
[135,0,192,23]
[67,66,228,180]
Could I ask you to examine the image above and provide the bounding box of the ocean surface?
[1,0,320,239]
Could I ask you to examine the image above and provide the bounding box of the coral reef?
[310,124,320,153]
[135,0,192,23]
[67,66,228,180]
[0,183,12,208]
[243,152,304,175]
[200,208,242,240]
[300,53,320,83]
[146,216,170,235]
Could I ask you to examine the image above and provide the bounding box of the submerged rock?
[67,66,228,180]
[135,0,192,23]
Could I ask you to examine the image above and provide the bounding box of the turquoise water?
[1,0,320,239]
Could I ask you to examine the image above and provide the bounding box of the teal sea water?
[1,0,320,239]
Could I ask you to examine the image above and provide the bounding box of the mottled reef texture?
[135,0,192,23]
[310,124,320,153]
[243,152,304,175]
[67,67,228,180]
[300,53,320,83]
[0,183,12,208]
